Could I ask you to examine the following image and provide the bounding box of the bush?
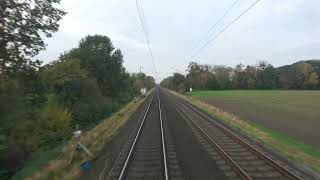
[38,102,72,149]
[54,79,108,129]
[72,98,113,129]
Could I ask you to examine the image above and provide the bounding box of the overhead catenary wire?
[190,0,261,58]
[135,0,158,80]
[171,0,241,74]
[139,0,151,45]
[190,0,241,55]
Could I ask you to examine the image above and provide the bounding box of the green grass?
[10,145,64,180]
[248,122,320,160]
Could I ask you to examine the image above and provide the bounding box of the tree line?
[1,34,155,178]
[161,60,320,92]
[0,1,155,178]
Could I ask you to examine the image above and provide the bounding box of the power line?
[172,0,241,73]
[139,0,150,45]
[191,0,261,58]
[190,0,241,55]
[135,0,158,77]
[136,0,154,63]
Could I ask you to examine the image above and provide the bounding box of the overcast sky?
[36,0,320,82]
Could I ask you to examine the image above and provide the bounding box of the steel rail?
[169,93,252,180]
[105,123,137,180]
[117,91,155,180]
[105,94,154,180]
[173,92,301,180]
[158,90,169,180]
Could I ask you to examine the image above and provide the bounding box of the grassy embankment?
[172,90,320,171]
[13,94,149,180]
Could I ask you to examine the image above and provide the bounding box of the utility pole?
[139,66,143,74]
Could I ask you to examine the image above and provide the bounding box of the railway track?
[106,89,169,180]
[166,90,301,180]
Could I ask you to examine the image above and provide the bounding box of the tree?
[305,72,318,89]
[160,76,174,90]
[172,73,188,92]
[244,65,257,89]
[0,0,66,74]
[0,0,66,175]
[40,59,88,106]
[41,59,87,90]
[132,73,146,93]
[160,73,188,93]
[207,73,220,90]
[303,60,320,88]
[231,63,244,89]
[186,62,201,89]
[256,62,277,89]
[231,64,257,89]
[213,65,232,89]
[170,60,320,91]
[145,76,156,89]
[299,63,319,89]
[60,35,128,98]
[69,79,114,129]
[279,63,319,89]
[186,62,213,90]
[131,73,156,94]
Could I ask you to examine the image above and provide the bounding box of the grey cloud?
[36,0,320,82]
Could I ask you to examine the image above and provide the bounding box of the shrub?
[38,102,72,149]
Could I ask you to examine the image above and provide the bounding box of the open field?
[187,90,320,149]
[174,90,320,172]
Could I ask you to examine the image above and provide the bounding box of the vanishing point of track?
[106,89,168,180]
